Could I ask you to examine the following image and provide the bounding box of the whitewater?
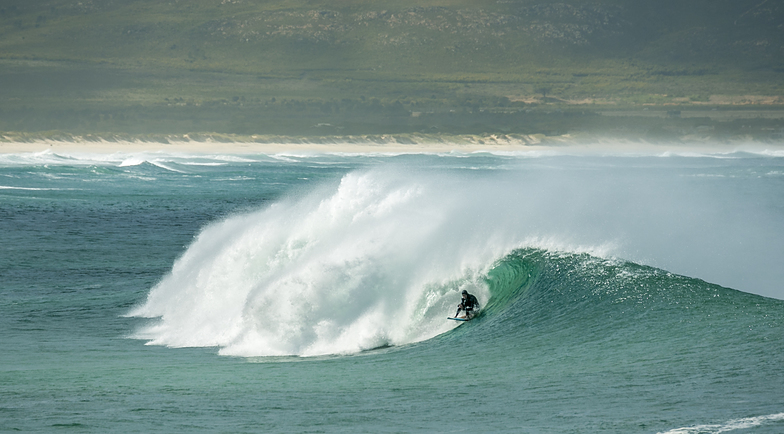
[1,146,783,433]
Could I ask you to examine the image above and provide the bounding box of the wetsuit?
[460,293,479,317]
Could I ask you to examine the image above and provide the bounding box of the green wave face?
[431,248,784,433]
[458,248,783,374]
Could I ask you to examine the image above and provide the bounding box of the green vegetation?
[1,0,783,140]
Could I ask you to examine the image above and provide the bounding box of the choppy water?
[2,147,783,433]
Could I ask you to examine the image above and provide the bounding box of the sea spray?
[129,154,784,355]
[130,169,500,356]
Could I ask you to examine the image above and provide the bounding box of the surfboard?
[447,317,469,321]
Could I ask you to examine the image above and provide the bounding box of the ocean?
[1,147,783,433]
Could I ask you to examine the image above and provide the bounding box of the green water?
[2,150,784,433]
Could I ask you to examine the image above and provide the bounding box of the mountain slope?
[1,0,782,138]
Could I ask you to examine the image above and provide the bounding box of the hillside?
[1,0,783,140]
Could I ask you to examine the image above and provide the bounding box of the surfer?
[456,290,479,320]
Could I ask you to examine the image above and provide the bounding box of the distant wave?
[0,185,77,191]
[2,140,784,167]
[0,149,276,168]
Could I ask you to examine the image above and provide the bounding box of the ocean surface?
[1,146,784,433]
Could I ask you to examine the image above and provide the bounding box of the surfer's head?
[461,290,468,298]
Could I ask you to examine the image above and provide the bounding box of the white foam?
[658,412,784,434]
[130,169,502,357]
[0,185,74,191]
[118,157,146,167]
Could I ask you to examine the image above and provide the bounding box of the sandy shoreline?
[1,137,782,156]
[0,140,544,155]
